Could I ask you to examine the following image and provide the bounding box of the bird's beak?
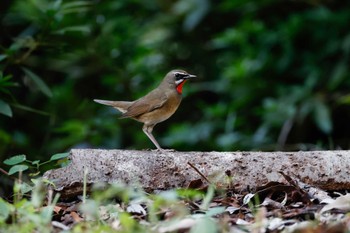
[185,74,196,79]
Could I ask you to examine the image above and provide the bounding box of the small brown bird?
[94,70,196,150]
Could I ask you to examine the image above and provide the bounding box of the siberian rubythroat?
[94,70,196,150]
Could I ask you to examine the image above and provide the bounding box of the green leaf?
[200,185,215,210]
[190,217,218,233]
[59,1,91,15]
[119,212,137,231]
[205,207,226,217]
[40,206,55,224]
[62,1,92,9]
[11,103,50,116]
[29,171,41,177]
[32,160,40,165]
[22,67,53,97]
[0,74,16,92]
[0,198,10,221]
[41,178,56,188]
[8,165,29,175]
[3,155,26,165]
[53,25,91,35]
[183,0,209,31]
[20,182,33,194]
[314,100,332,134]
[0,54,7,62]
[31,180,45,208]
[177,188,203,199]
[50,152,69,161]
[0,100,12,117]
[329,62,347,90]
[31,178,40,185]
[337,94,350,105]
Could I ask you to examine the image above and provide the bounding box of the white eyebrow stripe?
[174,72,187,76]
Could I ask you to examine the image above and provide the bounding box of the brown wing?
[120,90,168,118]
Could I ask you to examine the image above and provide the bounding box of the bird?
[94,70,196,150]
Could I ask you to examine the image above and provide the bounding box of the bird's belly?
[136,98,181,125]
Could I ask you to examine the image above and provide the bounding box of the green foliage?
[0,73,16,117]
[21,68,52,97]
[3,154,26,165]
[190,217,218,233]
[0,179,59,233]
[8,165,29,176]
[50,152,70,161]
[1,152,68,200]
[3,152,69,177]
[0,178,226,232]
[1,1,350,163]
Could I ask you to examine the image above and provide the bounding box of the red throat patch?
[176,80,187,94]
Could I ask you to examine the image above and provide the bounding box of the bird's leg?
[142,124,162,150]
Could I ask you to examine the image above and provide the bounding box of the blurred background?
[1,0,350,163]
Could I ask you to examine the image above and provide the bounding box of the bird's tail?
[93,99,132,113]
[94,99,117,106]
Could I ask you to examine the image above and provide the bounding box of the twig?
[187,162,211,184]
[83,168,88,204]
[277,117,294,150]
[0,167,9,176]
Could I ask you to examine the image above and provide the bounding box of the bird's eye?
[175,73,184,80]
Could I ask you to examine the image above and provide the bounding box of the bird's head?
[163,70,196,94]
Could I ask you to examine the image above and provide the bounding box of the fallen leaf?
[320,193,350,213]
[158,218,197,233]
[70,211,83,222]
[127,203,147,215]
[187,179,204,189]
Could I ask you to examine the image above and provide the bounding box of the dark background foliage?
[1,0,350,162]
